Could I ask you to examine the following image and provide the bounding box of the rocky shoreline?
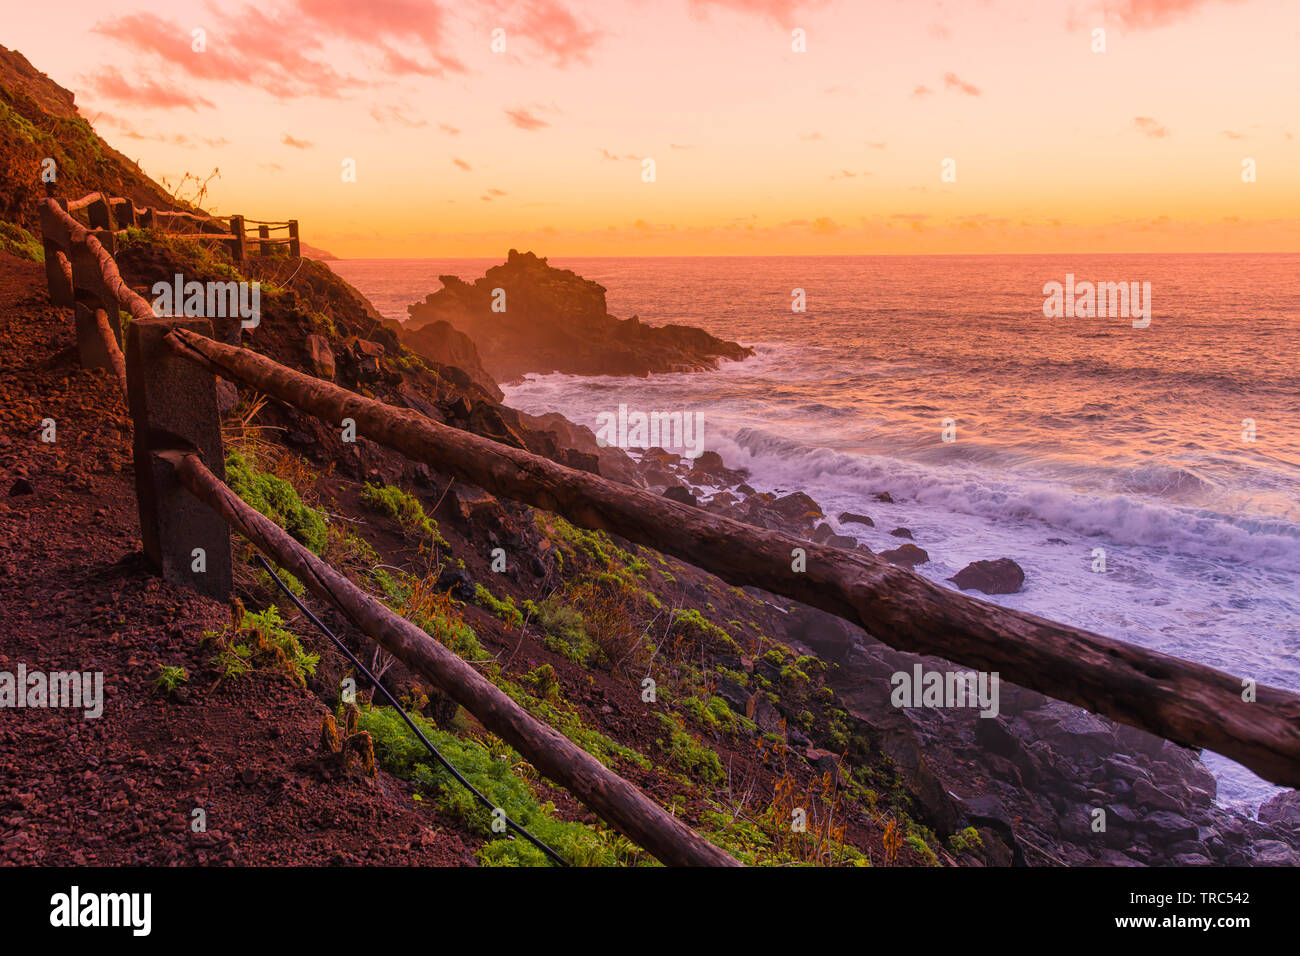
[554,431,1300,866]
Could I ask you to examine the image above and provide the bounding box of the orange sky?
[10,0,1300,256]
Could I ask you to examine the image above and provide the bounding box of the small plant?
[152,666,189,696]
[361,483,449,549]
[208,604,319,686]
[474,583,524,628]
[948,825,984,854]
[655,713,724,784]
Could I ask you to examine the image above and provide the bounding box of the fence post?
[288,220,300,257]
[111,198,136,229]
[258,224,270,257]
[67,239,123,370]
[125,316,232,600]
[86,195,112,231]
[37,199,74,307]
[139,207,155,229]
[228,215,246,262]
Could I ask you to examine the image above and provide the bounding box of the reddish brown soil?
[0,251,478,865]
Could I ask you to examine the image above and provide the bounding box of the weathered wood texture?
[165,327,1300,788]
[165,450,740,867]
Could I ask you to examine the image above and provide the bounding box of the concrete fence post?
[86,195,112,231]
[228,215,246,262]
[111,198,136,229]
[37,199,74,307]
[125,316,232,599]
[67,240,122,371]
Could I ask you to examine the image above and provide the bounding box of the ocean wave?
[718,427,1300,572]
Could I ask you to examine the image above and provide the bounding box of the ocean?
[329,254,1300,809]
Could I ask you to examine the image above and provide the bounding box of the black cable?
[254,554,569,867]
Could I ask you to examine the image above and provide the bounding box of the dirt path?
[0,250,479,865]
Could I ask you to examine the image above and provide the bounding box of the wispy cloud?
[281,133,313,148]
[942,72,981,96]
[84,66,214,110]
[1112,0,1247,29]
[1133,116,1171,138]
[505,106,550,130]
[453,157,473,171]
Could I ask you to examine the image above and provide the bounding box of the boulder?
[948,558,1025,595]
[304,333,335,380]
[663,486,696,507]
[880,543,929,567]
[838,511,874,527]
[1258,790,1300,829]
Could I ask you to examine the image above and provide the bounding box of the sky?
[8,0,1300,257]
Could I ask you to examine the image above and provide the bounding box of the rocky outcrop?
[388,317,503,402]
[403,250,753,382]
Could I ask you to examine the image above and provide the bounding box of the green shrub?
[225,448,327,553]
[356,704,646,866]
[361,483,449,549]
[654,713,724,783]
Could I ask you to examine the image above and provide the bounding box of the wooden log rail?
[54,192,301,260]
[161,448,739,867]
[164,327,1300,789]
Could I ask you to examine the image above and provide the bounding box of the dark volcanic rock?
[663,486,696,507]
[838,511,873,527]
[393,318,502,402]
[404,250,753,381]
[948,558,1025,595]
[880,543,929,567]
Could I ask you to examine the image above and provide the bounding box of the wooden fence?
[33,189,1300,865]
[48,191,298,263]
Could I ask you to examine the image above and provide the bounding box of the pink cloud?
[912,84,933,97]
[281,133,313,148]
[294,0,465,75]
[943,72,981,96]
[505,106,550,130]
[1133,116,1171,138]
[84,66,214,110]
[453,157,473,171]
[1112,0,1246,29]
[688,0,825,23]
[93,9,362,99]
[497,0,604,68]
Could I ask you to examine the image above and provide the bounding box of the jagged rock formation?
[403,249,753,382]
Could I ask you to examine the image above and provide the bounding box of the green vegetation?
[0,221,43,263]
[151,666,188,695]
[654,712,724,783]
[225,447,327,553]
[474,583,524,628]
[361,483,449,549]
[500,678,649,770]
[207,605,319,686]
[670,608,740,655]
[374,568,484,660]
[356,703,647,866]
[948,826,984,854]
[678,694,755,736]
